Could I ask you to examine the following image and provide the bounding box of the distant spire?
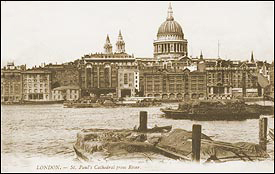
[251,51,255,63]
[106,34,110,43]
[116,30,125,53]
[118,30,123,41]
[104,34,112,54]
[167,2,174,21]
[200,50,203,59]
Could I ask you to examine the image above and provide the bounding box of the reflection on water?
[1,104,274,172]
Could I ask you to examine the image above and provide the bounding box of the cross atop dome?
[167,2,174,21]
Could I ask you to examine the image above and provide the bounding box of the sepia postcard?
[1,1,274,173]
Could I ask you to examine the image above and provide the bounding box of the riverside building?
[1,62,26,103]
[81,31,139,98]
[21,70,52,101]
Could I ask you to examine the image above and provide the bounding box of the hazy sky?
[1,1,274,68]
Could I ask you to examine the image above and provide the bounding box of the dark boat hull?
[245,104,274,115]
[21,100,64,105]
[160,109,261,121]
[64,103,101,108]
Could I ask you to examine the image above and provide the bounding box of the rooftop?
[52,85,80,90]
[83,52,134,59]
[21,70,51,74]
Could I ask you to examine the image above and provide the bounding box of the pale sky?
[1,1,274,68]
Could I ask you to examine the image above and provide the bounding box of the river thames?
[1,103,274,172]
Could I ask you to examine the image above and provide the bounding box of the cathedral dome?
[153,3,188,59]
[157,20,183,38]
[156,3,184,39]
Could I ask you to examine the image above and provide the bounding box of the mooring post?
[259,116,268,151]
[138,111,148,132]
[192,124,201,163]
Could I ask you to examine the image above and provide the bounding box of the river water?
[1,103,274,172]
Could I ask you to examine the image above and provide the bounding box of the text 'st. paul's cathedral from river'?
[154,3,188,60]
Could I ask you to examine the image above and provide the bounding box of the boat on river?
[160,99,274,120]
[21,100,65,105]
[115,97,161,107]
[64,97,161,108]
[63,99,102,108]
[1,100,65,105]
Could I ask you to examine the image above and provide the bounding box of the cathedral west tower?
[116,30,125,53]
[104,34,113,54]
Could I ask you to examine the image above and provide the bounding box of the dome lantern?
[167,2,174,21]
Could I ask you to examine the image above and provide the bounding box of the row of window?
[24,74,49,78]
[25,93,48,100]
[23,84,48,87]
[53,94,78,100]
[53,90,78,94]
[2,85,20,88]
[2,91,21,95]
[146,88,205,93]
[24,89,49,93]
[24,79,48,82]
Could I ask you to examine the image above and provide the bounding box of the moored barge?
[160,99,274,120]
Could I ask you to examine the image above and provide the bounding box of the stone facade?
[189,71,207,99]
[44,62,81,89]
[22,70,51,101]
[1,63,26,103]
[205,59,259,99]
[80,32,137,98]
[143,68,207,100]
[52,86,80,101]
[117,67,139,98]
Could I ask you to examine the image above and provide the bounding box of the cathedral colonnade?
[154,42,187,54]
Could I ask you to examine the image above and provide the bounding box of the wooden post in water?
[192,124,201,163]
[259,117,268,151]
[138,111,148,132]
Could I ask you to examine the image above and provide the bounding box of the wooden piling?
[138,111,148,132]
[259,117,268,151]
[192,124,201,163]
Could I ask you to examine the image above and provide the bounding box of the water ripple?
[1,104,274,163]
